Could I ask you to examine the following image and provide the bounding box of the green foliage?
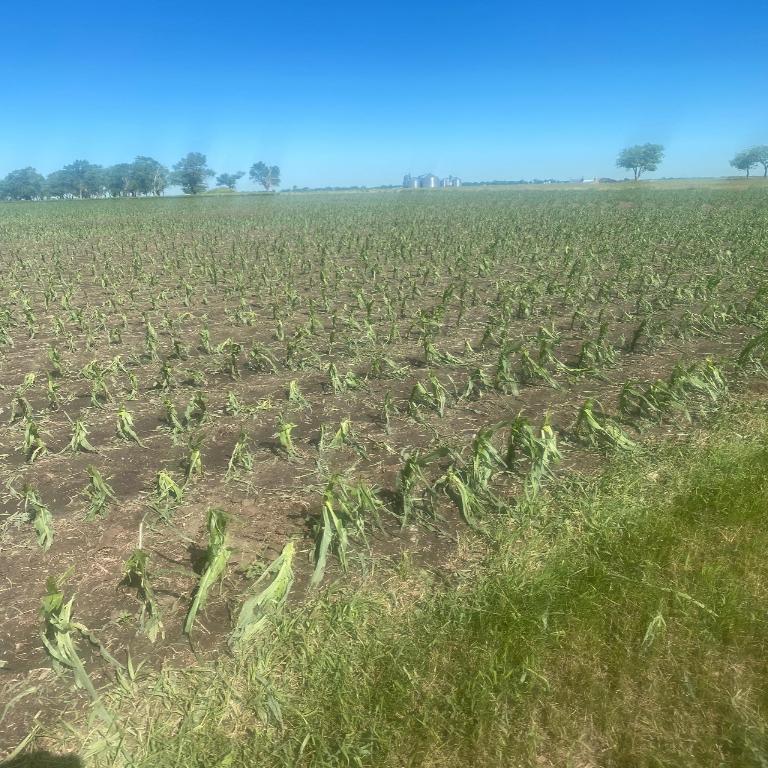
[153,470,183,518]
[226,431,254,477]
[170,152,215,195]
[21,417,47,462]
[12,484,55,551]
[184,508,231,635]
[310,476,383,587]
[84,466,116,520]
[67,419,97,453]
[504,415,561,497]
[274,416,298,458]
[230,541,295,651]
[249,161,280,191]
[116,405,145,446]
[40,572,122,722]
[123,549,164,642]
[573,398,638,452]
[616,142,665,180]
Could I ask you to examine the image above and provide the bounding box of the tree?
[730,148,759,178]
[45,169,73,198]
[50,160,105,198]
[249,161,280,192]
[104,163,134,197]
[131,156,169,195]
[616,143,665,181]
[216,171,244,190]
[170,152,214,195]
[0,167,45,200]
[749,145,768,178]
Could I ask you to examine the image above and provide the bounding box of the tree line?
[2,142,766,201]
[598,142,766,181]
[0,153,281,201]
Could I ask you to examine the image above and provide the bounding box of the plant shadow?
[1,753,83,768]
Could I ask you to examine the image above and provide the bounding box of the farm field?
[1,185,768,760]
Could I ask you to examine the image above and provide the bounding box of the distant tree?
[44,169,72,198]
[749,145,768,177]
[170,152,214,195]
[730,149,759,178]
[616,143,665,181]
[54,160,105,198]
[216,171,245,190]
[131,156,169,195]
[104,163,134,197]
[0,167,45,200]
[249,161,280,191]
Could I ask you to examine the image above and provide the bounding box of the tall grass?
[67,398,768,766]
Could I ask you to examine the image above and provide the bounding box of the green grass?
[71,397,768,767]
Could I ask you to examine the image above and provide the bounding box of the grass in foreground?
[60,398,768,766]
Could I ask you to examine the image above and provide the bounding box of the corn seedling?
[40,576,109,720]
[123,549,163,642]
[225,391,243,415]
[274,416,298,458]
[229,541,295,651]
[183,439,204,483]
[287,379,310,410]
[153,470,183,518]
[183,390,207,427]
[619,379,683,424]
[226,431,254,477]
[223,340,242,379]
[162,398,185,432]
[184,507,231,635]
[125,371,139,400]
[576,322,616,373]
[89,373,110,409]
[14,484,55,551]
[468,424,506,491]
[46,374,62,410]
[520,349,559,388]
[144,319,159,359]
[504,416,561,498]
[116,406,145,447]
[397,446,452,526]
[66,419,97,453]
[247,343,278,373]
[9,374,35,423]
[439,466,487,531]
[573,399,638,452]
[369,352,406,379]
[21,418,47,463]
[381,390,396,431]
[40,574,122,721]
[47,346,63,377]
[328,362,366,393]
[424,338,461,366]
[153,360,173,391]
[460,367,494,400]
[198,326,212,354]
[494,345,520,394]
[409,375,449,418]
[84,466,116,520]
[310,482,353,588]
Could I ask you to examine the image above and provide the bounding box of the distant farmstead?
[403,173,461,189]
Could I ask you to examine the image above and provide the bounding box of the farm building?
[403,173,461,189]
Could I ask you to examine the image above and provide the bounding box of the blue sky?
[1,0,767,188]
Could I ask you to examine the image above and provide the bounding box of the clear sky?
[2,0,767,188]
